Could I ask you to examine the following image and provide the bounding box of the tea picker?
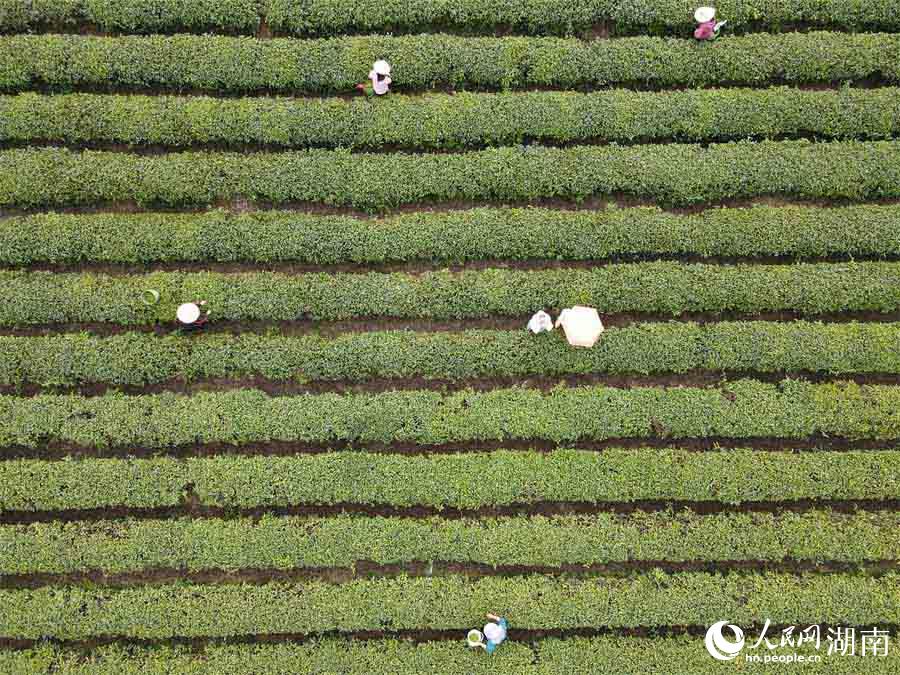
[555,306,604,348]
[694,6,727,40]
[177,300,210,331]
[527,310,554,334]
[467,613,509,655]
[528,307,605,347]
[356,59,392,95]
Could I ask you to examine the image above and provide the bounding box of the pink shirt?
[694,20,716,39]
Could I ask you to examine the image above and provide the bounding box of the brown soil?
[5,193,900,226]
[5,193,900,223]
[12,251,900,277]
[6,76,889,103]
[4,127,897,156]
[1,558,896,590]
[256,15,271,40]
[6,371,900,399]
[2,309,900,339]
[3,498,900,527]
[1,434,896,462]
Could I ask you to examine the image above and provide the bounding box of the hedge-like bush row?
[4,87,900,149]
[0,0,260,34]
[2,572,898,639]
[5,637,898,675]
[3,0,900,36]
[4,141,900,210]
[4,204,900,266]
[0,32,897,94]
[0,640,539,675]
[2,263,899,326]
[2,380,900,450]
[4,510,899,575]
[3,322,900,388]
[3,448,900,511]
[265,0,900,36]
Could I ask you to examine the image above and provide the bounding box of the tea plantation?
[0,1,899,672]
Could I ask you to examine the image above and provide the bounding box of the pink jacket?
[694,20,716,40]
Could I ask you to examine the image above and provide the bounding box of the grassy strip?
[3,263,900,326]
[4,141,900,210]
[267,0,900,36]
[3,322,900,388]
[3,510,900,575]
[3,380,900,449]
[2,637,897,675]
[4,204,900,266]
[3,87,900,149]
[1,572,898,639]
[3,449,900,511]
[0,32,898,94]
[0,0,259,34]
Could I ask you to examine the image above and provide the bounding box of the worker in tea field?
[527,310,553,334]
[356,60,392,96]
[482,613,509,654]
[694,6,726,40]
[176,300,210,331]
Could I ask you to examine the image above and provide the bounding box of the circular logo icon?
[705,621,745,661]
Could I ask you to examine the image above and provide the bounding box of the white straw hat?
[483,622,505,641]
[176,302,201,324]
[555,306,605,348]
[694,6,716,22]
[372,59,391,76]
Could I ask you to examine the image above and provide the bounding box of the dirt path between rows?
[2,559,897,590]
[3,498,900,526]
[2,309,900,338]
[2,434,898,462]
[10,251,900,276]
[5,371,900,399]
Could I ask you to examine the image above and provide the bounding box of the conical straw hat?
[695,6,716,22]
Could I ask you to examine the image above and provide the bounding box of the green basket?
[141,289,160,306]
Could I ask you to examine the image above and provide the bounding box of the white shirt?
[369,71,392,95]
[527,311,553,334]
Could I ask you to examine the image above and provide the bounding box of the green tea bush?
[1,0,899,35]
[3,510,898,574]
[2,322,899,387]
[3,87,899,148]
[1,572,897,639]
[3,204,900,265]
[4,448,900,511]
[4,637,897,675]
[3,141,900,209]
[2,380,900,450]
[267,0,900,36]
[1,263,899,325]
[0,32,896,93]
[0,0,260,33]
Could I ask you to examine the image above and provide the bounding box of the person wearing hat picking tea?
[694,7,726,40]
[527,310,554,334]
[176,300,210,331]
[356,60,392,96]
[482,613,508,654]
